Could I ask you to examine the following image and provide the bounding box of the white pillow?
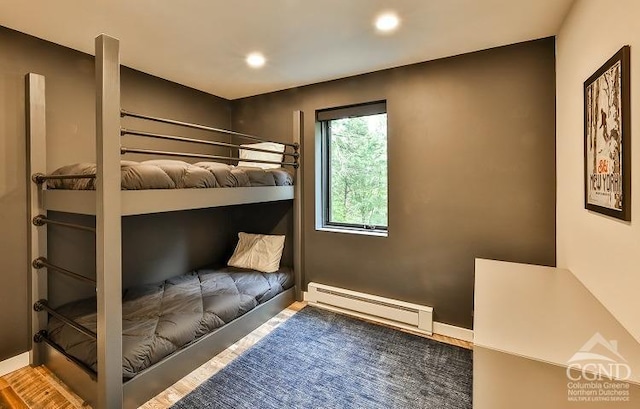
[227,232,285,273]
[238,142,285,169]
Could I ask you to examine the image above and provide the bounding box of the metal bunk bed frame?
[26,34,304,409]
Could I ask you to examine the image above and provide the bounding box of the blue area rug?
[172,307,472,409]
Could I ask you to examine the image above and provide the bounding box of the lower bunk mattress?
[46,266,294,379]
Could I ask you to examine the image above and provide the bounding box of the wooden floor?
[0,302,472,408]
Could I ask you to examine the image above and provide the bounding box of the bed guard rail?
[120,109,300,168]
[120,129,299,158]
[120,147,298,167]
[120,109,298,148]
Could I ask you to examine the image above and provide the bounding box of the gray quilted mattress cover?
[47,266,294,379]
[47,160,293,190]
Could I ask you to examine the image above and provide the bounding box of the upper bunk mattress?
[46,266,294,379]
[47,160,293,190]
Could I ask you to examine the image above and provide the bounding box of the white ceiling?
[0,0,574,100]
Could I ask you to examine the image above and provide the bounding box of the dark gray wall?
[0,26,233,360]
[233,38,557,329]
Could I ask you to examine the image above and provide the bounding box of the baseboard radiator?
[306,283,433,335]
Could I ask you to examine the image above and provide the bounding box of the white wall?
[557,0,640,343]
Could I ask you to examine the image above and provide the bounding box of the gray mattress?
[47,266,294,379]
[47,160,294,190]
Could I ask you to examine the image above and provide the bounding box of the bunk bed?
[26,34,304,409]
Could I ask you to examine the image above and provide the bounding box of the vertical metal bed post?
[293,111,304,301]
[26,73,47,366]
[95,34,123,408]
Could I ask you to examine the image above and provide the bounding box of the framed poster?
[584,45,631,221]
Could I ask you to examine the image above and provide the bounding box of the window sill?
[316,226,388,238]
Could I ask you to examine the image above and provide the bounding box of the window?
[317,101,388,235]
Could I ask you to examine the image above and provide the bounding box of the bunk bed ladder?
[27,35,125,408]
[29,219,98,381]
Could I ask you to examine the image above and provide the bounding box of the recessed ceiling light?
[246,52,266,68]
[375,13,400,33]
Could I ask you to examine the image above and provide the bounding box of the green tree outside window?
[327,113,388,228]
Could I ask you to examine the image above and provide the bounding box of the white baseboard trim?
[0,352,29,377]
[433,321,474,343]
[303,291,474,343]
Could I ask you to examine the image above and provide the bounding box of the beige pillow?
[238,142,285,169]
[227,232,285,273]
